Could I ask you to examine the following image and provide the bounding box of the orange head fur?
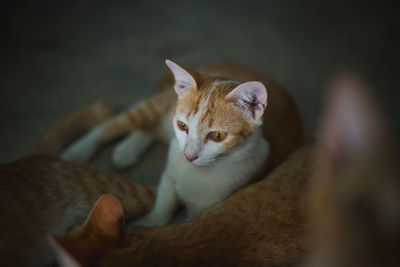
[166,60,268,166]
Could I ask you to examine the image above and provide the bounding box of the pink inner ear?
[227,81,268,120]
[165,59,197,97]
[254,86,267,107]
[176,80,192,90]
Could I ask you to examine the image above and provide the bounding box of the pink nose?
[184,152,198,162]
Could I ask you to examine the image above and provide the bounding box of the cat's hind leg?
[112,130,155,169]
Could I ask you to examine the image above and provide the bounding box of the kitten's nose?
[184,152,198,162]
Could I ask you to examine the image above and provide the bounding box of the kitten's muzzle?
[184,152,199,162]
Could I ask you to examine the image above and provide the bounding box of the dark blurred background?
[0,0,398,183]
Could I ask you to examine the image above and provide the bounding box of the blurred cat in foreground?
[306,74,400,267]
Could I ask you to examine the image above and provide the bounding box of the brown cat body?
[0,104,155,267]
[54,146,313,266]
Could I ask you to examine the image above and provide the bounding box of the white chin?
[191,159,213,167]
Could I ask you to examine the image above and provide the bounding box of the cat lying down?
[53,146,313,266]
[53,74,400,267]
[62,60,304,226]
[0,104,156,267]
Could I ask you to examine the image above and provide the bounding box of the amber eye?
[177,120,189,132]
[208,131,227,142]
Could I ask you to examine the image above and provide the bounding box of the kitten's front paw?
[112,142,142,169]
[112,131,153,169]
[61,138,96,162]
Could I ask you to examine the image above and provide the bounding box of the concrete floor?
[1,0,398,185]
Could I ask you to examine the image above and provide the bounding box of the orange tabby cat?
[52,146,312,266]
[0,103,155,267]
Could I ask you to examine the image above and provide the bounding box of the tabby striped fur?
[0,103,155,266]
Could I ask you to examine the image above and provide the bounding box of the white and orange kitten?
[62,60,303,226]
[134,60,269,226]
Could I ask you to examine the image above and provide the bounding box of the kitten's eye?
[177,120,189,132]
[208,131,227,142]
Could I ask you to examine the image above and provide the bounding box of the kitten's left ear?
[71,194,125,246]
[226,81,268,121]
[165,59,197,99]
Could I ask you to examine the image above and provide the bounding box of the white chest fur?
[131,127,269,227]
[165,128,269,217]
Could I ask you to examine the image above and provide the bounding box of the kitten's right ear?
[226,81,268,122]
[165,59,197,98]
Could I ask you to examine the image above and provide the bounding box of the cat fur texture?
[62,60,304,226]
[0,103,155,267]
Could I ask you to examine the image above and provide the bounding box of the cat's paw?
[112,131,153,169]
[61,135,97,162]
[112,144,141,169]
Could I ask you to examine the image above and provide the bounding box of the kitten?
[306,74,400,267]
[0,103,155,267]
[62,60,304,226]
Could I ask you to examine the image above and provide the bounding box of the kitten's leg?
[128,174,178,228]
[112,130,154,169]
[112,114,173,169]
[60,118,121,162]
[61,88,175,162]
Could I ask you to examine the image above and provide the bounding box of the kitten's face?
[173,79,257,166]
[165,60,267,167]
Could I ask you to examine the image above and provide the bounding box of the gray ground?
[1,0,398,185]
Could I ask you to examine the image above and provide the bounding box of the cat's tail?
[94,87,176,141]
[30,102,114,157]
